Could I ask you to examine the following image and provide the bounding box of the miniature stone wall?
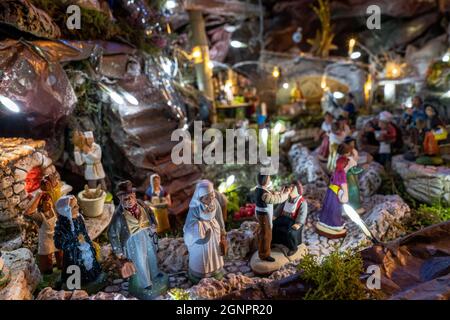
[392,155,450,206]
[0,138,57,249]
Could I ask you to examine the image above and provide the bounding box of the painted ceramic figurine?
[25,193,63,274]
[255,174,291,262]
[184,180,228,283]
[316,156,351,239]
[54,195,105,292]
[316,112,334,162]
[40,173,62,205]
[108,180,168,299]
[73,131,107,190]
[272,181,308,256]
[144,174,171,233]
[343,137,365,214]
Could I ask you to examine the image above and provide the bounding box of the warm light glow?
[364,74,372,102]
[272,66,280,78]
[0,95,20,113]
[321,76,327,90]
[348,38,356,55]
[384,82,396,102]
[207,61,214,69]
[282,82,289,89]
[273,121,285,134]
[350,51,361,59]
[230,40,247,48]
[385,61,403,79]
[191,46,202,63]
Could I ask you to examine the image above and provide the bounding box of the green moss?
[297,250,375,300]
[168,288,191,300]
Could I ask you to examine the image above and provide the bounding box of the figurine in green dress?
[342,138,365,214]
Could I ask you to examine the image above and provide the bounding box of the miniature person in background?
[144,173,171,234]
[327,118,349,172]
[341,139,364,214]
[74,131,107,190]
[376,111,397,167]
[108,180,168,299]
[24,193,63,274]
[255,174,292,262]
[40,174,62,205]
[400,103,414,130]
[316,112,334,162]
[54,195,105,291]
[424,104,445,131]
[272,181,308,256]
[411,96,426,126]
[316,156,351,239]
[144,174,172,206]
[342,92,357,126]
[405,119,442,165]
[184,180,227,282]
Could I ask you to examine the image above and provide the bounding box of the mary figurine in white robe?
[184,180,226,283]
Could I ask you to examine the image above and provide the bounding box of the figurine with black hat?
[108,180,168,299]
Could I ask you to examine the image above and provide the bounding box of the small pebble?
[113,279,123,285]
[104,285,120,293]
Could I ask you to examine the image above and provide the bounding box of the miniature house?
[0,138,57,250]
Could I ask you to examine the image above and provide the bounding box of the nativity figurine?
[144,174,171,233]
[316,156,351,239]
[184,180,228,283]
[272,181,308,256]
[54,195,105,292]
[255,174,291,262]
[73,131,107,190]
[24,192,63,274]
[108,180,168,299]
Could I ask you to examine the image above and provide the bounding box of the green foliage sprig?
[297,250,372,300]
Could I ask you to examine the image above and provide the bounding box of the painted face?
[153,176,161,189]
[412,97,421,108]
[122,193,137,208]
[69,197,79,219]
[85,137,94,147]
[200,191,215,207]
[425,106,435,117]
[325,114,333,123]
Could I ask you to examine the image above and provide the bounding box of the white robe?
[74,143,106,180]
[183,200,223,277]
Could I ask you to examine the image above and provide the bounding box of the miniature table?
[84,203,115,240]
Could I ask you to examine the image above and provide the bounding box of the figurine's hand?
[292,224,301,230]
[78,234,85,243]
[195,229,211,245]
[120,261,136,279]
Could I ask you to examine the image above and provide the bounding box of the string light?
[272,66,280,78]
[0,95,20,113]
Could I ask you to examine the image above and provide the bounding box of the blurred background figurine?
[316,112,334,162]
[144,173,171,234]
[342,138,365,214]
[54,196,105,292]
[316,156,351,239]
[184,180,227,283]
[24,193,63,274]
[73,131,107,190]
[272,181,308,256]
[108,180,168,299]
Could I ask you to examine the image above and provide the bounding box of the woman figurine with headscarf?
[54,195,104,291]
[316,156,351,239]
[184,180,227,283]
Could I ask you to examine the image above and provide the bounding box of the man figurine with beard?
[108,180,168,299]
[183,180,228,283]
[54,195,106,292]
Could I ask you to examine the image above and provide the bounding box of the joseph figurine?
[108,180,168,299]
